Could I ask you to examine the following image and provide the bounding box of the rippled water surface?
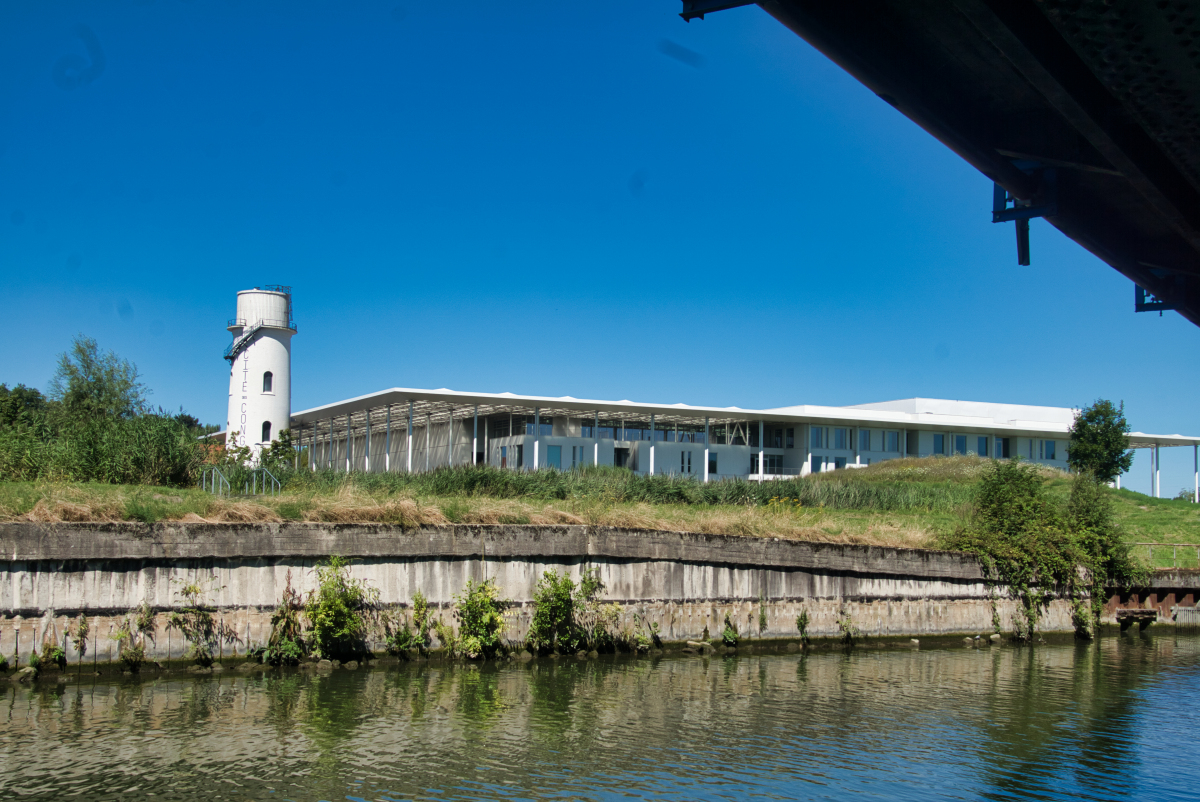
[2,635,1198,801]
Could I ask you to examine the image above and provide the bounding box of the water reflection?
[1,635,1197,801]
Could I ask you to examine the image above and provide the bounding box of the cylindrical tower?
[224,286,296,456]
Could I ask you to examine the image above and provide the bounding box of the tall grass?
[283,463,977,514]
[0,414,204,486]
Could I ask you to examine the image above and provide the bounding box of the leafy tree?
[47,334,147,420]
[261,428,295,469]
[1068,399,1133,483]
[0,383,48,427]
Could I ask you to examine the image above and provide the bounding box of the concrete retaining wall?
[0,522,1129,664]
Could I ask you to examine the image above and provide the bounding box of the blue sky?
[2,1,1196,495]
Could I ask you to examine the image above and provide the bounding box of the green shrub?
[112,602,156,672]
[454,578,508,659]
[722,614,739,647]
[526,569,619,653]
[167,577,237,665]
[264,569,307,666]
[307,556,380,660]
[796,608,810,645]
[384,590,432,656]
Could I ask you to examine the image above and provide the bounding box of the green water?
[2,634,1197,801]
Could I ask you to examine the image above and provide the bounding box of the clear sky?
[2,1,1196,495]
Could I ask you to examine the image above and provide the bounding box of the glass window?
[860,429,871,452]
[491,417,511,438]
[262,371,273,393]
[786,428,794,448]
[261,421,271,442]
[516,444,524,468]
[885,431,900,452]
[546,445,561,470]
[1045,440,1056,460]
[810,427,823,449]
[500,445,508,468]
[708,453,717,476]
[977,436,988,457]
[933,433,944,455]
[771,428,783,448]
[834,428,848,450]
[681,451,692,474]
[954,435,967,455]
[768,454,783,473]
[834,457,847,470]
[810,454,822,473]
[749,425,759,448]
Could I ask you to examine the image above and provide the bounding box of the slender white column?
[533,407,540,470]
[1116,473,1121,490]
[1155,444,1161,498]
[473,406,478,465]
[703,416,710,483]
[1194,444,1198,503]
[594,411,599,466]
[649,414,655,475]
[364,409,371,473]
[447,408,454,468]
[425,413,431,472]
[385,405,391,472]
[484,417,489,465]
[406,402,413,473]
[758,420,765,480]
[345,415,351,473]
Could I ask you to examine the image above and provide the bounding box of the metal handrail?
[201,466,231,496]
[245,467,281,496]
[1135,542,1200,568]
[226,317,297,332]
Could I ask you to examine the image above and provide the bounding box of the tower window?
[263,371,273,393]
[262,421,272,442]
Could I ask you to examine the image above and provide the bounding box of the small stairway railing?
[246,467,281,496]
[201,466,231,496]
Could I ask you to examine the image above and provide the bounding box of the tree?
[1067,399,1134,483]
[0,383,48,427]
[47,335,147,420]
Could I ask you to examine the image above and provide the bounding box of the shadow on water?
[0,635,1197,801]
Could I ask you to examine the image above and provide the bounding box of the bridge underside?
[695,1,1200,326]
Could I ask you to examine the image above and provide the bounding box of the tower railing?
[226,317,297,332]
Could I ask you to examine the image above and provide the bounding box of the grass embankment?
[2,457,1198,560]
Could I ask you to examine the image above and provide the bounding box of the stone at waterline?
[344,661,359,670]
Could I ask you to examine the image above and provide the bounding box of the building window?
[834,457,847,470]
[834,428,848,450]
[500,445,508,468]
[954,435,967,455]
[885,431,900,452]
[752,454,785,474]
[933,434,945,455]
[681,451,692,474]
[810,454,822,473]
[771,428,784,448]
[860,429,871,452]
[708,453,717,476]
[997,437,1010,458]
[546,445,561,470]
[262,371,273,393]
[977,436,989,457]
[810,427,823,449]
[261,421,271,442]
[516,444,524,468]
[786,428,794,448]
[572,446,587,468]
[1045,440,1056,460]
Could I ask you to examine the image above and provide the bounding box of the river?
[2,634,1197,801]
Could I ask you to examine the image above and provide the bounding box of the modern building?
[286,388,1200,499]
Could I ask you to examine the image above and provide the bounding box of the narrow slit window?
[263,371,273,393]
[261,421,272,442]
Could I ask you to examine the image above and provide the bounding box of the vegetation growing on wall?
[167,576,238,665]
[454,578,509,659]
[526,569,623,654]
[112,602,156,672]
[307,556,381,660]
[264,570,306,666]
[384,591,432,656]
[940,460,1142,641]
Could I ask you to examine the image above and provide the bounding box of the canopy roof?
[288,387,1200,448]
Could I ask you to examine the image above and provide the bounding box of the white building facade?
[223,286,296,456]
[288,388,1200,498]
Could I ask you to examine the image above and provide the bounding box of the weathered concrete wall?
[0,522,1154,665]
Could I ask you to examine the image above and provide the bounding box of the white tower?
[224,286,295,456]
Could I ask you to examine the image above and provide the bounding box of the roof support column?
[447,408,454,468]
[425,413,431,472]
[406,402,413,473]
[365,410,371,473]
[1155,444,1161,498]
[594,411,599,467]
[649,414,655,476]
[294,424,300,470]
[758,420,765,481]
[703,417,710,483]
[1193,444,1198,503]
[473,406,479,465]
[385,405,391,473]
[533,407,540,470]
[484,416,489,465]
[345,415,351,473]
